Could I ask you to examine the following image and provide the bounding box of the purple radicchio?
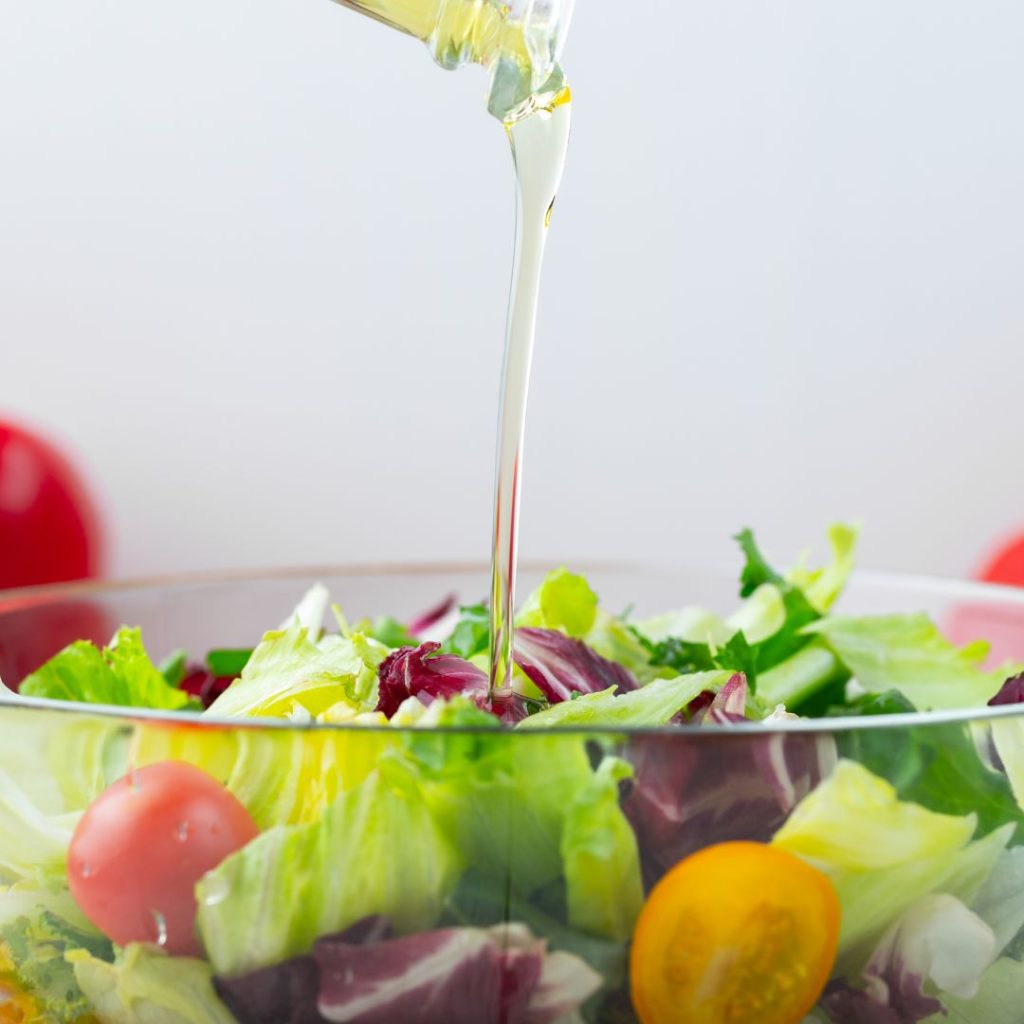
[701,673,748,724]
[822,894,997,1024]
[407,594,458,638]
[216,917,601,1024]
[375,643,528,724]
[989,671,1024,706]
[624,682,836,887]
[512,627,639,703]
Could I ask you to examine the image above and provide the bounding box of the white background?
[2,0,1023,581]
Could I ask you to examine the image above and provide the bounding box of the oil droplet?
[151,910,168,948]
[175,821,191,843]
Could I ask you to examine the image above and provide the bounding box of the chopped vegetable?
[68,762,259,955]
[629,842,840,1024]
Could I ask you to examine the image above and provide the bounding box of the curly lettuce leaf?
[0,887,112,1021]
[195,760,460,976]
[516,569,663,683]
[805,613,1015,710]
[70,944,236,1024]
[19,627,196,711]
[205,624,388,719]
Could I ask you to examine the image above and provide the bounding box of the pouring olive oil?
[330,0,574,694]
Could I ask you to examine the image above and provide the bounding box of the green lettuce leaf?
[205,624,388,719]
[517,671,731,729]
[561,757,643,942]
[773,760,1006,955]
[69,944,236,1024]
[397,697,644,939]
[787,522,860,613]
[805,614,1014,710]
[195,759,460,976]
[0,887,112,1020]
[517,568,599,636]
[927,957,1024,1023]
[0,709,127,882]
[835,695,1024,841]
[516,569,665,683]
[638,526,858,703]
[130,720,397,828]
[19,628,196,711]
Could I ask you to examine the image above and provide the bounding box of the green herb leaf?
[367,617,419,650]
[205,649,253,678]
[735,527,785,597]
[158,649,188,688]
[440,604,490,659]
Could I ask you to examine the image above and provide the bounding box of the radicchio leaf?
[313,920,600,1024]
[214,955,322,1024]
[512,627,639,703]
[704,673,748,724]
[624,717,836,887]
[822,895,997,1024]
[375,643,528,724]
[989,672,1024,706]
[408,595,458,637]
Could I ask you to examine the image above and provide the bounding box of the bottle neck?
[333,0,570,123]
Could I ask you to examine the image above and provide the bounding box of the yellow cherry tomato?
[630,841,840,1024]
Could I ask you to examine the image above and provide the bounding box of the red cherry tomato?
[67,762,259,956]
[0,419,104,589]
[980,534,1024,588]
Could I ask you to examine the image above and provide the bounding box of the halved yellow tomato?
[630,841,840,1024]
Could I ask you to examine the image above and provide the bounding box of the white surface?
[2,0,1023,580]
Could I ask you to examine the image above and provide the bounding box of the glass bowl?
[2,565,1024,1024]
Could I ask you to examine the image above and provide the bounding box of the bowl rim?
[1,562,1023,736]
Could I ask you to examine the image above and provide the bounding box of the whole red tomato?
[0,420,104,589]
[68,762,260,956]
[980,534,1024,588]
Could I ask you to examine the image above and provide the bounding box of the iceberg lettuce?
[195,759,460,976]
[517,671,730,729]
[773,761,1008,955]
[205,624,388,719]
[805,614,1014,711]
[130,720,397,828]
[0,708,126,882]
[560,756,643,942]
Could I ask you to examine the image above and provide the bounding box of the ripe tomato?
[980,534,1024,588]
[0,419,104,589]
[630,841,840,1024]
[67,762,259,956]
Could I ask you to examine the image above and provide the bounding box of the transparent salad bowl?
[2,565,1024,1024]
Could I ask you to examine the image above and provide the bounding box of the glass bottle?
[331,0,574,122]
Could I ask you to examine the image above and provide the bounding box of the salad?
[3,524,1024,1024]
